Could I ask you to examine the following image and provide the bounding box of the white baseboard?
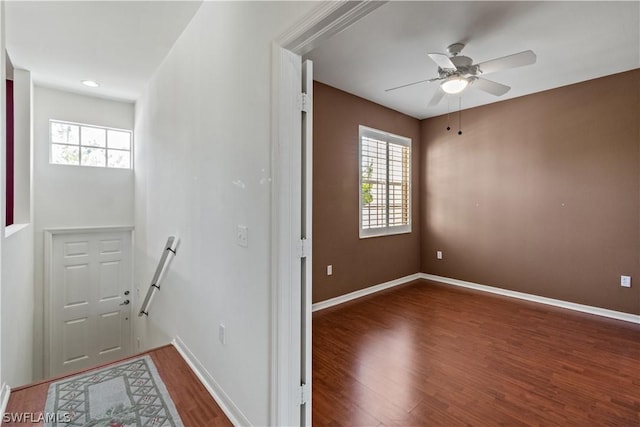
[421,273,640,324]
[0,382,10,420]
[171,337,250,426]
[310,272,639,324]
[312,273,422,312]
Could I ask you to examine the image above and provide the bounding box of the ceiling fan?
[385,43,537,106]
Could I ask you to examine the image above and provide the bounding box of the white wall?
[2,226,34,388]
[32,86,134,380]
[0,0,6,409]
[1,68,34,388]
[12,69,31,223]
[134,2,316,425]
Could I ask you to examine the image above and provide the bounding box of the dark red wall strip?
[6,79,14,226]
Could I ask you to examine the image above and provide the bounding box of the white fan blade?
[428,53,457,70]
[428,88,446,106]
[385,77,439,92]
[477,50,536,75]
[473,78,510,96]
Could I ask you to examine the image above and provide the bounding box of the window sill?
[5,223,30,238]
[360,225,412,239]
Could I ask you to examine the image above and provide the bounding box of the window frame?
[358,125,412,239]
[49,119,133,169]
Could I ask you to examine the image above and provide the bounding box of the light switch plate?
[621,275,631,288]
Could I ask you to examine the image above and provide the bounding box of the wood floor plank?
[4,345,231,427]
[313,279,640,426]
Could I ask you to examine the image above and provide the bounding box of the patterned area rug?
[44,356,184,427]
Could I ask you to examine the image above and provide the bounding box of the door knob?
[124,290,130,296]
[120,299,130,306]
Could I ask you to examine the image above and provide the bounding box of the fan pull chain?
[446,99,451,131]
[458,97,463,135]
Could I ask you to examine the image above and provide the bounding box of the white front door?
[48,229,132,377]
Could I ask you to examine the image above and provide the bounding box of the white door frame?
[270,2,386,426]
[43,225,134,378]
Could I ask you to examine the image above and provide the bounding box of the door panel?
[99,261,121,300]
[63,317,89,364]
[64,241,89,257]
[64,263,90,305]
[50,230,132,376]
[99,239,121,254]
[97,310,123,354]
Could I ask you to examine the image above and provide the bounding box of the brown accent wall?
[420,69,640,315]
[313,82,421,303]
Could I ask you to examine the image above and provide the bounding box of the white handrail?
[138,236,177,317]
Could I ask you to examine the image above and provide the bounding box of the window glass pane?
[81,147,106,167]
[51,144,79,165]
[81,127,106,147]
[51,122,79,144]
[108,149,131,169]
[107,130,131,150]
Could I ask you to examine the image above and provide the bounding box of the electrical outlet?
[437,251,443,260]
[621,275,631,288]
[219,324,226,345]
[236,225,248,248]
[327,265,333,276]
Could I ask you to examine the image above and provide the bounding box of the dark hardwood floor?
[4,345,232,426]
[5,282,638,426]
[312,279,640,426]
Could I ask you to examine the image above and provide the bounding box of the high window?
[359,125,411,238]
[50,120,132,169]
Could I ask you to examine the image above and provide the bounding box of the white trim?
[312,273,422,312]
[277,1,387,55]
[420,273,640,324]
[272,2,388,425]
[44,230,52,378]
[300,59,313,426]
[43,225,134,235]
[0,383,10,420]
[171,337,249,427]
[271,43,303,427]
[4,222,30,238]
[312,272,639,324]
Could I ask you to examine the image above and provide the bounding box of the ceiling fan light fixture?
[440,76,468,94]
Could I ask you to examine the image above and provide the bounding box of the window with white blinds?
[359,126,411,238]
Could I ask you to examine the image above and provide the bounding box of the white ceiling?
[306,1,640,119]
[5,1,202,102]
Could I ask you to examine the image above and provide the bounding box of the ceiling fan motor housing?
[439,55,480,78]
